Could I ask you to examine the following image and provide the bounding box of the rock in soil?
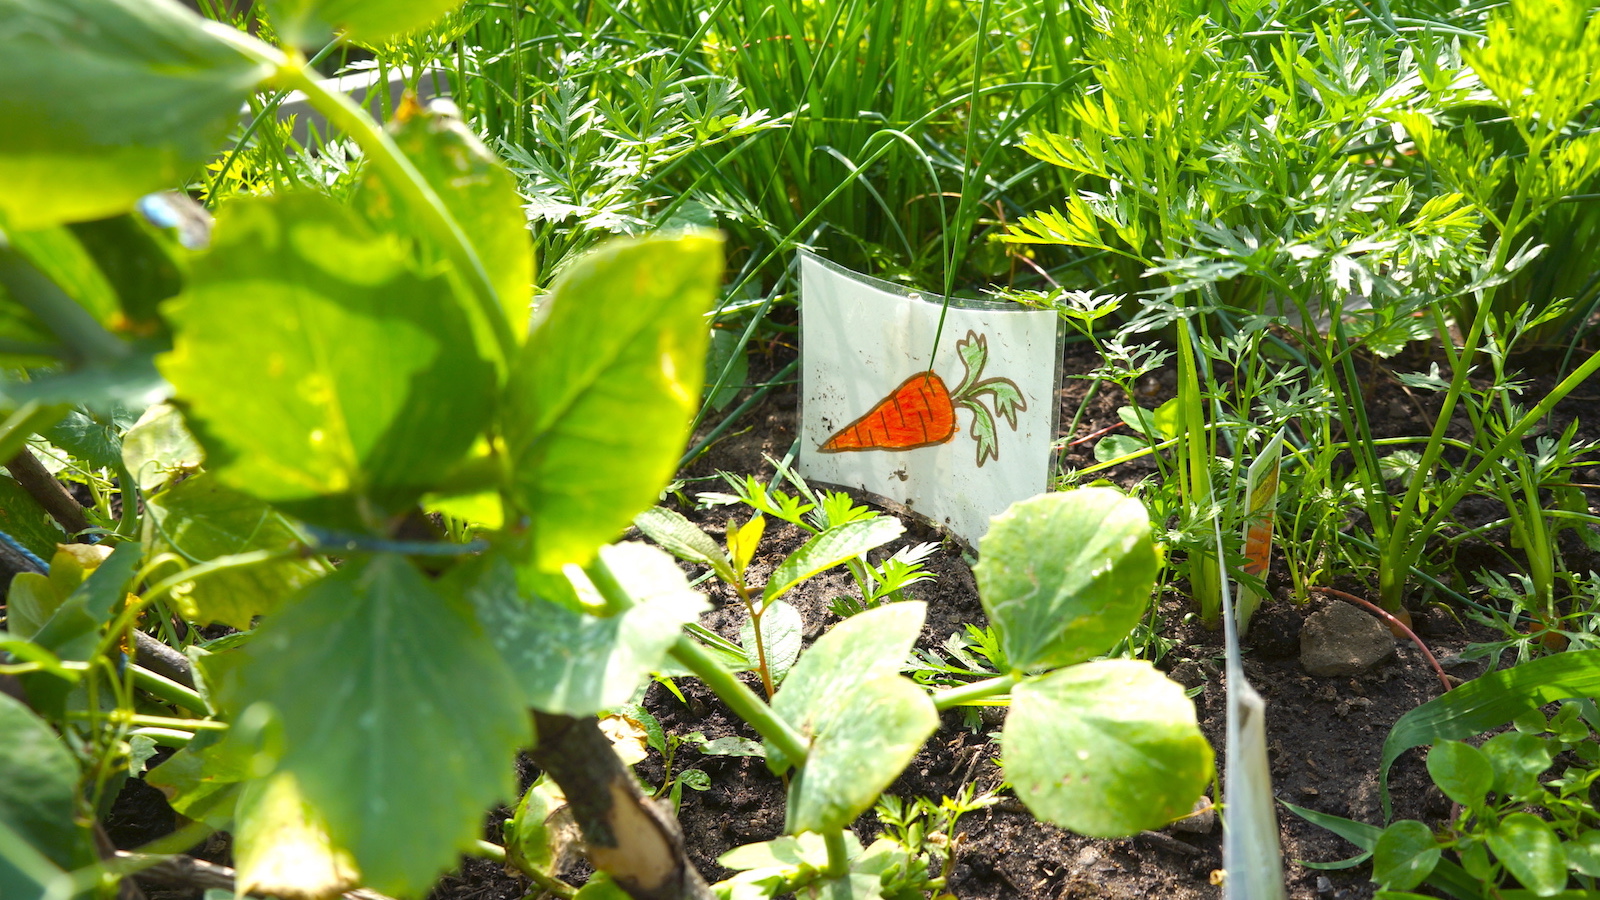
[1300,601,1395,676]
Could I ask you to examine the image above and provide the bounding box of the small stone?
[1167,659,1208,690]
[1300,601,1395,676]
[1316,875,1335,897]
[1170,795,1215,834]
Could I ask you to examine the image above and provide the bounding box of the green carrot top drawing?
[818,330,1027,467]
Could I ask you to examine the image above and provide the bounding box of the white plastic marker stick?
[1218,521,1287,900]
[797,251,1061,547]
[1237,429,1287,633]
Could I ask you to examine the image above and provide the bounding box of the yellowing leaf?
[728,515,765,577]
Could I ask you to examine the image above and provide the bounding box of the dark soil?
[112,333,1600,900]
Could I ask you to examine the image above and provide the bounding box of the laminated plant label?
[798,251,1062,546]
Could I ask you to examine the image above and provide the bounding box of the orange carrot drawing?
[819,330,1026,467]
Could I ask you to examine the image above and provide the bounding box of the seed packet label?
[798,251,1062,546]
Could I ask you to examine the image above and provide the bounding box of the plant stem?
[131,665,207,713]
[930,674,1018,711]
[823,827,851,879]
[0,246,128,366]
[5,444,90,536]
[739,587,777,699]
[668,636,808,767]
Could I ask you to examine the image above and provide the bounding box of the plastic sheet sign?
[798,252,1062,547]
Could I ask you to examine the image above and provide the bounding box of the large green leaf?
[1003,660,1213,837]
[459,545,708,716]
[1488,813,1566,897]
[158,192,496,531]
[264,0,466,47]
[232,555,528,896]
[355,103,533,338]
[1379,650,1600,818]
[770,603,935,831]
[1373,820,1441,891]
[144,473,326,629]
[505,233,722,570]
[0,693,90,872]
[975,489,1157,672]
[0,0,271,229]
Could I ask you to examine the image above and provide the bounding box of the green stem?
[668,636,808,767]
[0,247,127,366]
[1399,347,1600,584]
[1380,195,1529,609]
[824,827,851,878]
[131,665,207,713]
[202,24,517,364]
[931,674,1018,711]
[129,727,194,748]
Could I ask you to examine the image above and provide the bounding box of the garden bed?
[404,337,1600,900]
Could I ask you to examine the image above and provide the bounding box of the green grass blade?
[1380,651,1600,818]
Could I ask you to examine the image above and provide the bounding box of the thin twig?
[1310,586,1452,694]
[5,447,90,536]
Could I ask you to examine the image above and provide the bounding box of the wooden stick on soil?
[1309,586,1452,694]
[529,711,714,900]
[5,447,90,536]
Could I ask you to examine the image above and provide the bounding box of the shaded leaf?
[0,474,64,559]
[233,555,528,896]
[1426,741,1493,810]
[460,546,707,716]
[1488,813,1566,897]
[0,0,271,229]
[0,693,90,871]
[1373,820,1440,891]
[144,473,325,629]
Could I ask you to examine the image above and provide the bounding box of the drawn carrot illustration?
[819,330,1026,467]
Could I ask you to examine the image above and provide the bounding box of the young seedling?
[700,460,939,614]
[634,503,902,698]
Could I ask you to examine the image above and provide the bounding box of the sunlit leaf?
[159,192,495,531]
[506,233,722,570]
